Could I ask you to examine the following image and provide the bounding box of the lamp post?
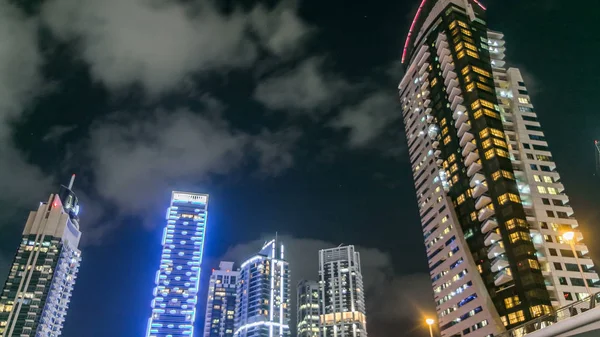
[425,318,435,337]
[562,231,593,297]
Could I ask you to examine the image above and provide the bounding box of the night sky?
[0,0,599,337]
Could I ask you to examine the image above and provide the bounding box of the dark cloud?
[42,125,78,142]
[41,0,312,95]
[331,92,400,147]
[254,57,350,113]
[215,236,435,337]
[0,1,53,210]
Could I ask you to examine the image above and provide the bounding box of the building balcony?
[475,194,492,210]
[426,115,433,123]
[436,159,443,165]
[419,62,429,76]
[494,268,513,286]
[439,45,451,60]
[444,70,457,86]
[462,141,476,157]
[442,63,455,79]
[434,150,441,157]
[464,151,479,167]
[435,32,447,46]
[478,204,494,221]
[448,86,461,103]
[491,255,509,271]
[488,241,505,259]
[467,160,482,177]
[424,99,431,107]
[481,218,498,233]
[446,78,459,93]
[450,95,464,111]
[484,231,501,246]
[436,40,449,55]
[422,89,430,97]
[420,81,429,91]
[425,108,432,115]
[491,59,506,68]
[472,182,488,199]
[416,49,430,67]
[440,53,452,69]
[432,141,439,148]
[454,111,468,129]
[457,122,471,138]
[459,131,474,147]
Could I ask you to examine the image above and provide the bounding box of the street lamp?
[562,231,592,297]
[425,318,435,337]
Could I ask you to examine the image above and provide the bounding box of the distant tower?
[296,280,320,337]
[0,175,82,337]
[318,246,367,337]
[204,262,239,337]
[145,192,209,337]
[235,239,290,337]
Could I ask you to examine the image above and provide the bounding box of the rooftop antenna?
[68,174,76,190]
[338,243,344,247]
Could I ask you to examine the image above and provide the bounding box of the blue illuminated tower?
[146,192,209,337]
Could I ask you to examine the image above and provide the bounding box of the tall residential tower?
[234,239,290,337]
[296,280,319,337]
[0,176,82,337]
[145,192,209,337]
[318,246,367,337]
[398,0,599,336]
[203,261,239,337]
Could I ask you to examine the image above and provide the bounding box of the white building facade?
[318,246,367,337]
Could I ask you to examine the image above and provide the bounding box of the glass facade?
[203,261,239,337]
[0,182,82,337]
[296,280,320,337]
[146,192,209,337]
[235,240,290,337]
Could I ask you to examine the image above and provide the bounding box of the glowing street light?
[425,318,435,337]
[562,231,592,296]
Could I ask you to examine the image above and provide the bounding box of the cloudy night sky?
[0,0,599,336]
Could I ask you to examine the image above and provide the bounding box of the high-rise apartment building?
[296,280,319,337]
[0,176,82,337]
[398,0,599,336]
[145,192,209,337]
[204,261,239,337]
[234,239,290,337]
[318,246,366,337]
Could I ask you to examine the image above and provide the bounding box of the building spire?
[68,174,76,190]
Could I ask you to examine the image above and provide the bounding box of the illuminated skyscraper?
[234,239,290,337]
[318,246,366,337]
[0,176,82,337]
[296,280,319,337]
[399,0,600,336]
[203,261,239,337]
[146,192,209,337]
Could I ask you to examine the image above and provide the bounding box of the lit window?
[482,139,492,149]
[528,259,540,270]
[498,194,508,205]
[533,175,541,182]
[431,78,438,87]
[442,127,449,136]
[492,171,501,180]
[457,21,468,28]
[461,28,472,36]
[484,108,500,119]
[496,148,510,158]
[449,21,457,30]
[490,128,504,138]
[504,297,514,309]
[464,42,478,51]
[473,109,483,119]
[518,97,530,104]
[471,66,491,78]
[457,50,465,59]
[493,138,508,148]
[466,50,479,59]
[450,163,458,173]
[462,66,470,75]
[547,187,557,195]
[543,176,553,183]
[479,128,489,139]
[444,136,451,145]
[457,194,466,204]
[440,118,447,126]
[537,186,547,194]
[484,149,495,159]
[455,42,464,52]
[466,82,475,92]
[449,154,456,162]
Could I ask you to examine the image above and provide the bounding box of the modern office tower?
[398,0,599,336]
[318,246,366,337]
[0,176,82,337]
[296,280,320,337]
[234,239,290,337]
[146,192,209,337]
[204,261,239,337]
